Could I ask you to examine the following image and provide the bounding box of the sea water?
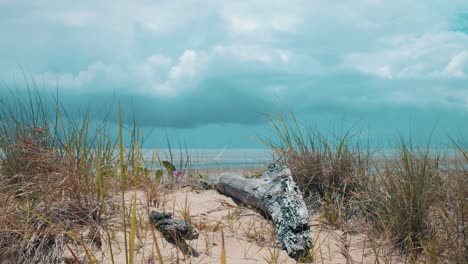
[142,148,275,169]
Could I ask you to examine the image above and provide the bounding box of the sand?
[73,167,402,264]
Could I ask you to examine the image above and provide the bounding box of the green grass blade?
[118,103,129,264]
[129,191,137,264]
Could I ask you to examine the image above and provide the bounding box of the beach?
[69,166,404,264]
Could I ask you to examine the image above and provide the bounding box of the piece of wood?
[149,211,199,257]
[216,163,312,260]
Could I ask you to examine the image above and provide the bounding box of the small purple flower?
[173,170,183,177]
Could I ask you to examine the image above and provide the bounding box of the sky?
[0,0,467,148]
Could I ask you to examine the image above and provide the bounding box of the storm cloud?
[0,0,467,147]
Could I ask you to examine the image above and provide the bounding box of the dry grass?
[257,112,371,224]
[261,112,467,263]
[0,90,112,263]
[367,143,439,261]
[0,88,466,263]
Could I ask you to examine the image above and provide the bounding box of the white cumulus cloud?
[442,50,468,78]
[345,32,468,79]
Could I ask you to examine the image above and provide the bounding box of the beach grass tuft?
[261,112,467,262]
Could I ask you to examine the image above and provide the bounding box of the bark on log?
[216,163,312,260]
[149,211,199,257]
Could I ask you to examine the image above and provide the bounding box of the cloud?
[442,50,468,77]
[0,0,467,135]
[169,50,198,80]
[30,50,204,97]
[59,10,96,26]
[344,32,468,79]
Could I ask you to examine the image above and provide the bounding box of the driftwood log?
[149,211,199,257]
[216,163,312,260]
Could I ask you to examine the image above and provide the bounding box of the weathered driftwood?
[216,163,312,260]
[149,211,199,257]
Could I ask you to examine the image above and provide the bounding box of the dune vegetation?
[259,112,467,263]
[0,88,466,263]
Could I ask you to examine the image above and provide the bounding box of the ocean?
[142,148,276,169]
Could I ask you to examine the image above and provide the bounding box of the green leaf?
[162,160,176,174]
[155,169,164,182]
